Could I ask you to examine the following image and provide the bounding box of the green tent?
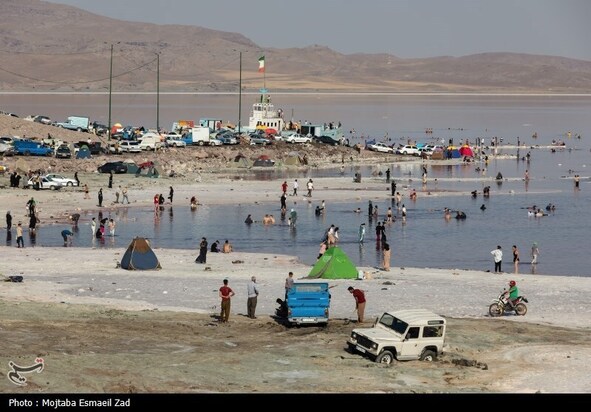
[308,246,358,279]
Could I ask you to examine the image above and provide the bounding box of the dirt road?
[2,300,590,394]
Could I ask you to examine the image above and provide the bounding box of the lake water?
[2,94,590,276]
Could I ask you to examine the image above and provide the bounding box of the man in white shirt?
[246,276,259,319]
[491,245,503,273]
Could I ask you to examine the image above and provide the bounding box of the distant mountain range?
[1,0,591,93]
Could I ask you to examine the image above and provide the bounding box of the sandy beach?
[1,165,591,394]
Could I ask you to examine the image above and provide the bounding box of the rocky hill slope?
[1,0,591,93]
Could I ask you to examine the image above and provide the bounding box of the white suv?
[347,309,446,365]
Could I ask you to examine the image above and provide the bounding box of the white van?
[138,133,162,151]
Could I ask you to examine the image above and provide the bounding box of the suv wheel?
[375,350,394,365]
[419,349,437,362]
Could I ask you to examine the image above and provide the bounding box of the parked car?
[33,115,53,125]
[25,176,62,190]
[396,145,420,156]
[249,134,272,145]
[0,142,15,156]
[285,133,312,144]
[103,143,123,155]
[164,134,187,147]
[90,122,108,136]
[367,142,394,153]
[312,135,340,146]
[97,161,128,174]
[347,309,446,365]
[215,132,238,145]
[55,145,72,159]
[44,173,78,187]
[119,141,142,153]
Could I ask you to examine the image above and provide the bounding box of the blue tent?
[120,237,162,270]
[76,146,91,159]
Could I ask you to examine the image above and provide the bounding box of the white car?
[285,133,312,144]
[368,142,394,153]
[165,135,187,147]
[396,145,420,156]
[44,173,78,187]
[26,176,62,190]
[119,141,142,153]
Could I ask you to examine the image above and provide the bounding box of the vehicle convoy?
[489,289,528,317]
[347,309,446,365]
[56,116,90,132]
[285,282,331,326]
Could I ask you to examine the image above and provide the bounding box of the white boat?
[245,88,286,134]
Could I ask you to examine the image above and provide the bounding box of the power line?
[0,57,157,85]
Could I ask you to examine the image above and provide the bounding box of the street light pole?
[108,43,113,141]
[156,52,160,133]
[238,51,242,134]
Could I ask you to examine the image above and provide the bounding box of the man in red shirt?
[219,278,235,323]
[281,181,288,194]
[348,286,366,323]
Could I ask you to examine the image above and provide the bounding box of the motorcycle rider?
[505,280,519,308]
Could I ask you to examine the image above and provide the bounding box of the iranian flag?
[258,56,265,73]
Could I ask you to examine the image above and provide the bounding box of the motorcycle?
[489,289,528,317]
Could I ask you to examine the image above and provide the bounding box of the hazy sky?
[46,0,591,61]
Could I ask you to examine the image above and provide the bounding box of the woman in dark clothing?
[195,237,208,263]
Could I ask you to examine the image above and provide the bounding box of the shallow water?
[2,94,590,276]
[9,147,590,277]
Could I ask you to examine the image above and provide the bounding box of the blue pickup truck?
[13,139,53,156]
[286,282,331,326]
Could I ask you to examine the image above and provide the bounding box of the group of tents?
[120,237,359,280]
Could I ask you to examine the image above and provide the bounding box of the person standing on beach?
[531,242,540,265]
[281,181,288,194]
[385,168,390,183]
[348,286,366,323]
[108,171,113,189]
[306,179,314,197]
[121,186,129,204]
[574,174,580,190]
[84,184,90,199]
[285,271,294,298]
[246,276,259,319]
[74,171,79,186]
[91,217,96,238]
[491,245,503,273]
[292,179,298,196]
[6,210,12,231]
[195,237,208,263]
[280,192,287,211]
[512,245,520,274]
[98,188,103,207]
[368,200,373,218]
[218,278,235,323]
